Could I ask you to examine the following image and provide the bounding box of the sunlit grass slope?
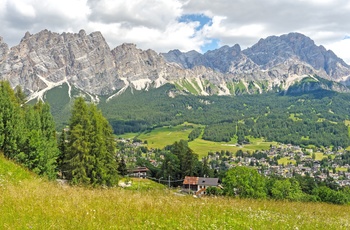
[120,124,276,158]
[1,154,350,229]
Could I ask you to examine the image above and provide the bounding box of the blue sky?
[179,14,220,53]
[179,14,212,31]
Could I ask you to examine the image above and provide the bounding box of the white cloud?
[8,1,36,18]
[326,38,350,64]
[87,0,182,30]
[0,0,349,61]
[88,20,203,52]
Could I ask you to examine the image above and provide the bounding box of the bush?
[206,186,223,196]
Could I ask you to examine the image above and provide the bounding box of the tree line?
[222,166,350,205]
[96,84,350,148]
[0,81,118,186]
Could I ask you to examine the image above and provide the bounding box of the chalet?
[182,176,219,196]
[128,167,149,178]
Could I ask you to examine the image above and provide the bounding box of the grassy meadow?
[120,124,276,158]
[1,154,350,229]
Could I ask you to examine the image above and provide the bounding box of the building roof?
[183,176,198,185]
[128,167,149,173]
[198,177,219,186]
[183,176,219,186]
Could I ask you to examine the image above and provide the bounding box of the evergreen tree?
[0,81,58,179]
[14,85,27,105]
[159,152,181,180]
[36,102,59,179]
[0,81,25,158]
[57,128,67,172]
[171,140,199,178]
[64,97,119,186]
[117,157,128,176]
[200,157,213,177]
[16,101,59,179]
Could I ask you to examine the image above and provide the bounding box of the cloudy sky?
[1,0,350,63]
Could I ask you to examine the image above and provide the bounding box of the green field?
[314,152,327,161]
[137,124,195,148]
[1,154,350,229]
[278,157,296,165]
[119,124,276,158]
[336,167,349,172]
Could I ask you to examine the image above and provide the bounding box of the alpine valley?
[2,29,350,148]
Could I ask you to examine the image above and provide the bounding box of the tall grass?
[1,155,350,229]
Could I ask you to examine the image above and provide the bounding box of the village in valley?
[118,138,350,190]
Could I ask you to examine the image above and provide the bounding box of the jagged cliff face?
[0,29,126,100]
[0,30,350,101]
[164,33,350,82]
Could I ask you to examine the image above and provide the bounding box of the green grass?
[120,178,166,191]
[227,82,235,94]
[1,156,350,229]
[289,113,302,121]
[314,152,327,161]
[0,153,34,184]
[138,124,195,149]
[117,132,139,139]
[190,139,275,158]
[128,124,276,158]
[278,157,296,165]
[191,79,201,93]
[336,167,348,172]
[234,81,247,94]
[181,79,199,95]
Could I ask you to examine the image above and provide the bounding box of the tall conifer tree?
[0,81,25,158]
[64,97,118,186]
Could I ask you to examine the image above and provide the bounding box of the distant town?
[118,138,350,187]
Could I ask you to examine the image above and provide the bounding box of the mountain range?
[1,29,350,101]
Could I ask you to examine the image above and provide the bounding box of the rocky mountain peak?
[0,36,9,63]
[0,29,122,98]
[243,32,350,79]
[1,30,350,100]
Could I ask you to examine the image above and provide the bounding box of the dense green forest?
[95,84,350,147]
[0,81,58,179]
[0,81,119,186]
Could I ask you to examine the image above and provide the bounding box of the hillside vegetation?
[1,155,350,229]
[44,83,350,148]
[120,123,275,157]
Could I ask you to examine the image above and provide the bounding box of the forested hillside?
[95,84,350,147]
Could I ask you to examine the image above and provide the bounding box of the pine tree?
[0,81,59,179]
[64,97,119,186]
[57,128,67,172]
[16,101,59,179]
[118,157,128,176]
[170,140,199,178]
[0,81,25,158]
[36,102,59,179]
[14,85,27,105]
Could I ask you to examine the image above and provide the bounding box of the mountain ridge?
[1,29,350,101]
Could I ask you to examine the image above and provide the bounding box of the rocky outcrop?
[163,32,350,86]
[0,37,9,63]
[0,29,125,98]
[0,30,350,100]
[243,33,350,80]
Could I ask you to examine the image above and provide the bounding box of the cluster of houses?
[119,138,350,189]
[126,166,221,195]
[227,144,350,187]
